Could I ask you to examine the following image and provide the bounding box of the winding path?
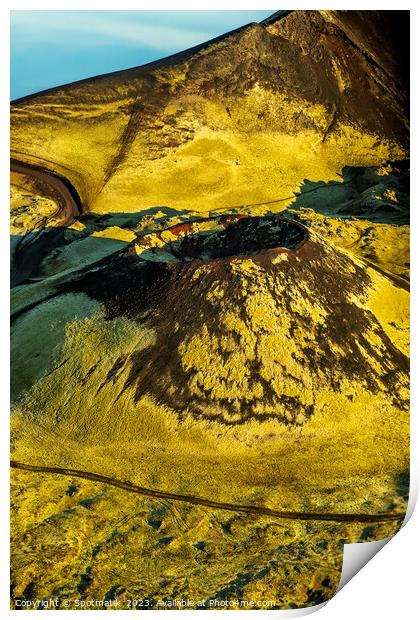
[11,159,83,287]
[11,158,82,226]
[11,460,405,524]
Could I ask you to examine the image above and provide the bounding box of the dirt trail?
[11,159,83,287]
[11,158,82,226]
[11,460,405,524]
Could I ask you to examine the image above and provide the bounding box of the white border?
[2,2,418,618]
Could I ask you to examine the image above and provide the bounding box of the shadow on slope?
[291,161,409,224]
[11,207,194,287]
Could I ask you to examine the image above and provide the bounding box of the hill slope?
[11,10,408,216]
[10,10,410,609]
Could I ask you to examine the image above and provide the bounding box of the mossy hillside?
[11,225,409,519]
[10,10,409,608]
[10,462,402,609]
[11,171,62,233]
[11,10,408,216]
[11,93,406,216]
[10,293,100,402]
[291,209,409,280]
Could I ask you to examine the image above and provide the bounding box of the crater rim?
[134,214,309,265]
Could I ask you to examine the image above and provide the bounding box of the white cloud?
[11,11,214,51]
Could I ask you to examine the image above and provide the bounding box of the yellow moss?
[330,57,349,92]
[244,291,278,331]
[205,283,225,304]
[365,272,409,355]
[382,188,398,202]
[272,252,289,264]
[11,86,406,216]
[378,163,394,176]
[67,219,86,232]
[91,226,136,242]
[10,180,62,233]
[229,258,263,277]
[295,209,409,279]
[9,23,410,605]
[223,311,255,346]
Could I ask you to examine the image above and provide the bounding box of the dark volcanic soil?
[136,216,308,264]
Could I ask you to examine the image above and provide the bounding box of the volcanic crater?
[70,214,406,427]
[135,215,309,264]
[9,8,410,608]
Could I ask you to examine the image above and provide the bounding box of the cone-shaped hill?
[53,214,406,430]
[10,212,410,607]
[12,214,407,451]
[10,10,410,608]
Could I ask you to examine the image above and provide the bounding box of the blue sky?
[10,10,274,100]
